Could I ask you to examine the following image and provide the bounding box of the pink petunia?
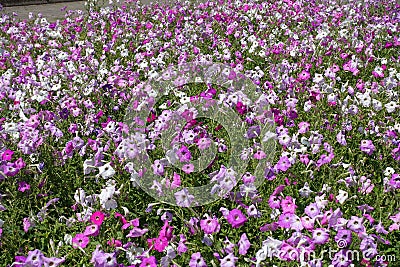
[126,227,149,238]
[83,224,100,237]
[197,137,211,150]
[200,214,220,234]
[72,233,89,249]
[253,150,266,160]
[298,70,310,81]
[182,164,194,174]
[115,213,128,225]
[90,211,105,226]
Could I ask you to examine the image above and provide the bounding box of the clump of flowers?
[0,0,399,266]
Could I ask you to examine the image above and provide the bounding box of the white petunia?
[315,194,328,210]
[180,96,191,104]
[83,159,96,175]
[304,100,313,112]
[99,184,119,210]
[104,121,116,133]
[98,163,116,179]
[74,188,86,206]
[270,208,281,220]
[299,182,314,198]
[336,190,348,204]
[394,123,400,133]
[262,131,277,142]
[126,246,145,265]
[313,73,324,83]
[372,99,382,111]
[383,167,395,177]
[385,101,398,113]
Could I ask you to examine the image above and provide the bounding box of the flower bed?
[0,0,399,266]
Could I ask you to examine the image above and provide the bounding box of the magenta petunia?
[177,145,192,162]
[298,70,310,81]
[18,181,30,192]
[1,149,14,161]
[90,211,105,226]
[226,209,247,228]
[140,256,157,267]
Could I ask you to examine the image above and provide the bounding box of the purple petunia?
[225,209,247,228]
[360,140,375,155]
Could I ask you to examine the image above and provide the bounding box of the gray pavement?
[2,1,86,21]
[0,0,180,21]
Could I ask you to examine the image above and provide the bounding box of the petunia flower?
[305,203,320,218]
[127,227,148,238]
[238,233,251,255]
[174,188,195,207]
[43,256,65,267]
[139,256,157,267]
[389,173,400,189]
[220,253,238,266]
[200,214,220,234]
[3,163,19,177]
[98,162,116,179]
[360,140,375,155]
[177,145,192,162]
[83,224,100,237]
[336,190,348,204]
[197,137,212,150]
[23,217,33,233]
[189,252,207,267]
[25,249,44,267]
[72,233,89,249]
[152,160,165,176]
[347,216,366,233]
[278,212,294,229]
[154,236,169,252]
[298,70,310,81]
[177,234,188,255]
[182,164,194,174]
[275,155,291,172]
[91,246,118,267]
[374,221,389,235]
[281,196,297,213]
[90,211,105,226]
[18,181,30,192]
[1,149,14,161]
[312,228,330,245]
[226,209,247,228]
